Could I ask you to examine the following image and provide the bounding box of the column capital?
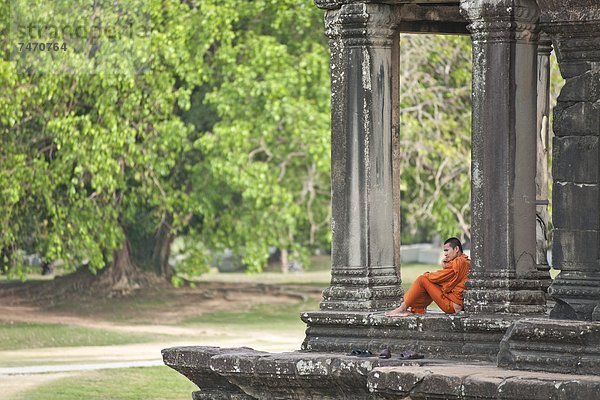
[460,0,540,43]
[537,32,553,56]
[325,3,400,46]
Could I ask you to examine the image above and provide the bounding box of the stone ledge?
[163,345,434,399]
[369,363,600,400]
[163,346,600,399]
[498,318,600,375]
[162,346,260,400]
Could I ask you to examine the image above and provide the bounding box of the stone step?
[162,346,600,400]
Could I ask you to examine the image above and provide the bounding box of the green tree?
[398,34,473,244]
[182,0,331,273]
[0,0,332,293]
[1,0,204,292]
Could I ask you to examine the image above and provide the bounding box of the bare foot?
[385,310,411,317]
[452,302,463,313]
[385,305,410,317]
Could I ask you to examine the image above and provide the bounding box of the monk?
[385,237,470,317]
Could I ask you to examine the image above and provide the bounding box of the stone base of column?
[464,271,549,314]
[498,318,600,375]
[320,265,403,311]
[548,272,600,320]
[301,311,518,361]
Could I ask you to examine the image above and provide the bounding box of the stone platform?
[301,311,518,361]
[162,346,600,399]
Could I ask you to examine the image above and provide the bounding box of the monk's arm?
[438,259,470,293]
[425,268,455,284]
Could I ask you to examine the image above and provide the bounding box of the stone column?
[537,1,600,321]
[318,2,402,311]
[535,34,552,273]
[460,0,547,314]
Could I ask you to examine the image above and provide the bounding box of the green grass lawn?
[0,322,167,351]
[181,299,321,332]
[14,366,198,400]
[193,262,434,288]
[2,261,439,400]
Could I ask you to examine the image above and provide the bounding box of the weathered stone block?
[498,318,600,375]
[557,71,600,102]
[369,362,600,399]
[552,136,599,183]
[552,229,600,266]
[162,346,258,400]
[553,183,600,230]
[410,373,464,399]
[553,102,600,136]
[556,61,595,79]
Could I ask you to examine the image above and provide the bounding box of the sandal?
[379,348,391,359]
[348,349,373,357]
[398,350,424,360]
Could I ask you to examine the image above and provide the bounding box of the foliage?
[0,0,204,280]
[186,0,331,273]
[1,0,331,280]
[3,0,560,280]
[398,34,472,244]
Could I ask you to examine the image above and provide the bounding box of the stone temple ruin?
[163,0,600,398]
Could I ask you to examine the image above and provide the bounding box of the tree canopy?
[0,0,479,288]
[398,34,472,244]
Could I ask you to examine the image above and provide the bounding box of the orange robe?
[403,254,470,314]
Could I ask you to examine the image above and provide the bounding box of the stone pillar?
[460,0,547,314]
[538,1,600,321]
[319,2,402,311]
[535,34,552,272]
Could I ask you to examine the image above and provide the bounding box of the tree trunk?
[0,240,162,305]
[98,242,149,295]
[126,212,175,279]
[151,217,175,280]
[280,249,289,273]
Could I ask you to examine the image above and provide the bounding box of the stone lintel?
[397,4,468,34]
[316,0,459,11]
[498,318,600,375]
[317,1,468,34]
[538,2,600,78]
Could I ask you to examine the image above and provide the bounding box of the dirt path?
[0,281,320,399]
[2,373,79,400]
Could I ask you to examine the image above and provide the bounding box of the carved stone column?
[316,2,402,312]
[460,0,547,314]
[535,34,552,273]
[537,1,600,321]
